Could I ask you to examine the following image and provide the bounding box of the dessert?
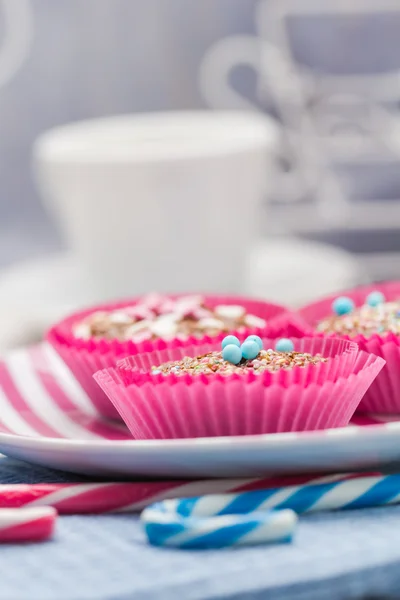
[47,294,294,420]
[298,281,400,413]
[94,336,384,439]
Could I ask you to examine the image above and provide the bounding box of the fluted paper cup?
[94,338,384,439]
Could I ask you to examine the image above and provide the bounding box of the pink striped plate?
[0,343,399,478]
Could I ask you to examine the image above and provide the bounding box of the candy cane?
[0,507,56,543]
[141,503,297,549]
[141,473,400,549]
[0,474,353,513]
[162,473,400,519]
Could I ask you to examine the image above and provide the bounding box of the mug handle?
[198,35,324,206]
[198,35,262,111]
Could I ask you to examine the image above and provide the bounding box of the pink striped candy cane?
[0,473,379,514]
[0,507,56,543]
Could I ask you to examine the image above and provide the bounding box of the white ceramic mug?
[33,111,279,300]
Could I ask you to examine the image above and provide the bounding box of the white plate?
[0,343,399,478]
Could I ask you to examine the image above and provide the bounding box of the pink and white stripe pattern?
[0,342,394,441]
[0,507,56,543]
[0,344,131,440]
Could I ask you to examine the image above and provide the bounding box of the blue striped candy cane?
[166,474,400,518]
[141,503,297,549]
[142,474,400,549]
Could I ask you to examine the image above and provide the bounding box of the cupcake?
[298,281,400,413]
[47,294,300,419]
[93,336,384,439]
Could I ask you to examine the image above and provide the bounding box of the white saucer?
[0,253,97,352]
[0,342,399,478]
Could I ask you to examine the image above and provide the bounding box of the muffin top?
[317,291,400,338]
[72,295,267,343]
[150,336,328,377]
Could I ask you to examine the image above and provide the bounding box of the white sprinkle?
[141,293,165,309]
[151,315,179,338]
[125,320,152,336]
[244,314,267,328]
[215,305,245,319]
[158,299,178,314]
[109,312,133,325]
[73,323,91,339]
[198,317,225,330]
[173,298,205,318]
[125,305,154,320]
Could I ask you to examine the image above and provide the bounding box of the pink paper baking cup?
[47,295,294,420]
[93,340,384,439]
[298,281,400,413]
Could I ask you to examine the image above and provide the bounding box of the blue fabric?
[1,457,400,600]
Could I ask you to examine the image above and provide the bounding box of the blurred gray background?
[1,0,400,272]
[0,0,262,267]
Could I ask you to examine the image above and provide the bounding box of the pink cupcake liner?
[47,295,294,420]
[298,281,400,413]
[250,310,312,339]
[49,342,120,419]
[93,339,384,439]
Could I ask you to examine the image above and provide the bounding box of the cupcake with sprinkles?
[298,281,400,413]
[94,335,384,439]
[47,294,300,419]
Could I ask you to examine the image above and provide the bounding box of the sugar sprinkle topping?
[73,294,267,342]
[151,349,328,377]
[318,297,400,338]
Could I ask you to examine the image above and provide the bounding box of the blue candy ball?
[332,296,355,316]
[275,338,294,353]
[221,335,241,349]
[245,335,263,351]
[365,291,385,307]
[222,344,242,365]
[241,340,260,360]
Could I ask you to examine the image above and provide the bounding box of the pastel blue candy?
[332,296,355,316]
[366,291,385,307]
[222,344,242,365]
[241,340,260,360]
[275,338,294,353]
[221,335,241,349]
[245,335,263,350]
